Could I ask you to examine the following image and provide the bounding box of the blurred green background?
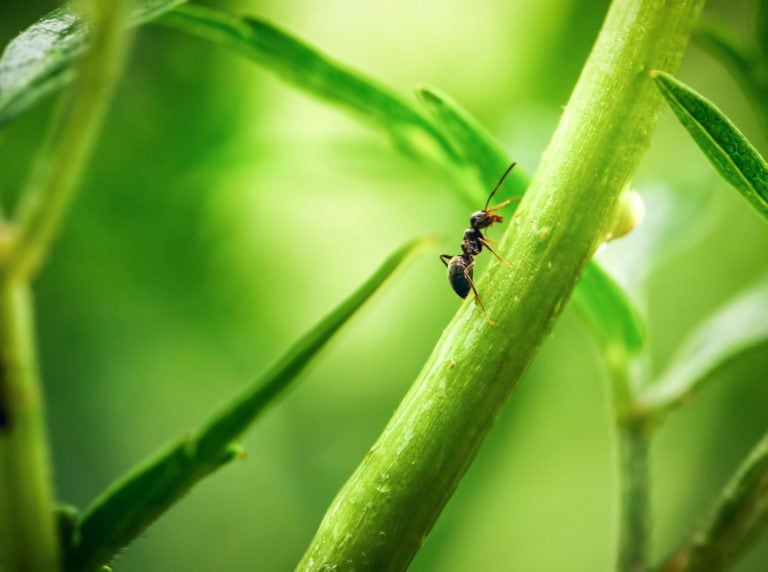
[2,0,768,570]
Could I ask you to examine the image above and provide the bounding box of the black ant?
[440,162,520,323]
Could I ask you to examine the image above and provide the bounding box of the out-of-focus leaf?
[416,86,528,202]
[416,86,646,357]
[756,0,768,57]
[62,238,431,572]
[0,0,188,125]
[156,5,456,164]
[662,431,768,572]
[652,70,768,220]
[695,21,768,132]
[570,261,647,358]
[639,279,768,416]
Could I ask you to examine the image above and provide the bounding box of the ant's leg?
[463,261,494,325]
[479,239,513,267]
[486,196,522,213]
[439,254,453,267]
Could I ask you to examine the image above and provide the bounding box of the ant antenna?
[484,162,518,211]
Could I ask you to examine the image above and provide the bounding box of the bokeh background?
[2,0,768,570]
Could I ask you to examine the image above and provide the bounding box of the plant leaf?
[415,86,528,203]
[62,238,431,572]
[695,21,768,132]
[570,261,647,358]
[756,0,768,57]
[0,0,188,125]
[416,86,646,357]
[661,431,768,572]
[155,4,456,165]
[651,70,768,220]
[638,278,768,417]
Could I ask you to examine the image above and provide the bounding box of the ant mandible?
[440,162,520,323]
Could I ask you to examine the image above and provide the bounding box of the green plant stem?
[298,0,704,569]
[617,420,652,572]
[659,431,768,572]
[0,280,59,572]
[6,0,131,282]
[0,2,131,570]
[608,356,652,572]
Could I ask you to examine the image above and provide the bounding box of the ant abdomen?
[446,255,473,299]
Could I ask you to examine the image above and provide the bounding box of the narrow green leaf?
[570,261,647,358]
[62,238,430,572]
[415,86,528,202]
[155,5,456,164]
[695,22,768,132]
[638,279,768,417]
[661,431,768,572]
[0,0,187,126]
[416,86,646,357]
[651,70,768,220]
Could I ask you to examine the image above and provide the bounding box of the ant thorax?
[462,228,483,256]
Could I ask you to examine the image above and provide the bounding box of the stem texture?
[299,0,704,569]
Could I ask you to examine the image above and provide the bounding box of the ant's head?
[470,210,503,229]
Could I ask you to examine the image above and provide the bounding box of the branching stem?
[0,2,131,571]
[299,0,704,569]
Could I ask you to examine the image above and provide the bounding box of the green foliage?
[156,5,455,164]
[570,262,646,359]
[639,279,768,418]
[416,86,527,200]
[0,0,187,126]
[758,0,768,56]
[662,432,768,572]
[695,22,767,128]
[695,0,768,133]
[1,1,767,571]
[0,1,645,373]
[62,238,429,571]
[652,71,768,220]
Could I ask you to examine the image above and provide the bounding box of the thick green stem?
[298,0,703,569]
[0,280,59,572]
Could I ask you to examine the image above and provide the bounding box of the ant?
[440,162,520,323]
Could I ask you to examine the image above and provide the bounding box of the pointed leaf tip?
[651,70,768,221]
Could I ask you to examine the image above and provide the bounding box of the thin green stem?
[298,0,704,569]
[617,420,652,572]
[4,0,131,281]
[608,356,653,572]
[0,280,59,572]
